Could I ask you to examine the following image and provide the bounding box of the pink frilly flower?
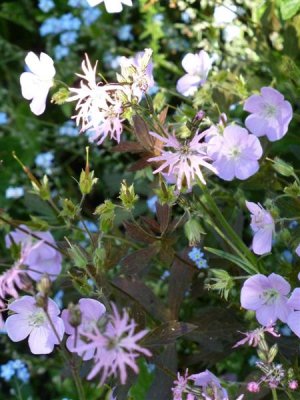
[240,273,291,326]
[207,125,263,181]
[245,201,275,255]
[148,130,216,191]
[5,295,65,354]
[6,225,62,281]
[176,50,212,97]
[77,303,151,385]
[62,298,106,360]
[244,87,293,142]
[233,326,280,348]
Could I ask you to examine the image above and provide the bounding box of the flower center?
[229,145,241,159]
[262,288,279,305]
[28,310,46,327]
[263,103,277,118]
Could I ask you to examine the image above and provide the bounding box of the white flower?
[214,4,237,26]
[20,52,56,116]
[86,0,132,13]
[5,187,24,199]
[68,54,124,134]
[176,51,212,97]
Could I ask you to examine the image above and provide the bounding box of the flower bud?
[119,180,139,210]
[37,274,51,296]
[95,200,115,233]
[272,157,295,177]
[184,218,204,246]
[247,382,260,393]
[79,147,98,195]
[289,380,298,390]
[51,87,70,105]
[67,303,82,328]
[32,175,51,201]
[60,198,80,220]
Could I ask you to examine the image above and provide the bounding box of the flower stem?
[271,389,278,400]
[45,309,86,400]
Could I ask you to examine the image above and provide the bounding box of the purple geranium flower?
[176,50,212,97]
[287,289,300,338]
[244,87,293,142]
[207,125,263,181]
[5,295,65,354]
[62,298,106,360]
[246,201,275,255]
[189,369,228,399]
[6,226,62,281]
[240,273,291,326]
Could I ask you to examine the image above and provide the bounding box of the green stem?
[45,309,86,400]
[271,388,278,400]
[199,183,259,274]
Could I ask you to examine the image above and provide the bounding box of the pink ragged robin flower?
[147,130,216,191]
[77,303,151,385]
[233,326,280,348]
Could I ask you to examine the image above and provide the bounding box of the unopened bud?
[119,180,139,210]
[79,147,98,195]
[32,175,51,201]
[51,87,69,105]
[247,382,260,393]
[184,218,204,246]
[289,380,298,390]
[60,198,80,220]
[67,303,82,328]
[37,274,51,296]
[272,157,295,177]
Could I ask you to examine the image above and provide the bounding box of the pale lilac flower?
[189,369,228,399]
[86,0,132,13]
[68,54,123,134]
[118,48,154,101]
[233,326,280,348]
[5,295,65,354]
[77,303,151,385]
[244,87,293,142]
[6,225,62,281]
[246,201,275,255]
[287,288,300,338]
[295,244,300,257]
[214,4,237,25]
[62,298,106,360]
[20,52,56,115]
[176,51,212,97]
[148,130,216,191]
[240,273,291,326]
[207,125,263,181]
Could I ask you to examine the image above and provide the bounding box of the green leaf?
[204,246,255,274]
[280,0,300,20]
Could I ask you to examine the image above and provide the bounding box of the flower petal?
[5,314,32,342]
[252,228,273,255]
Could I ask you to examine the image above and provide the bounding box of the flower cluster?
[67,49,154,145]
[188,247,208,269]
[172,369,229,400]
[0,360,30,383]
